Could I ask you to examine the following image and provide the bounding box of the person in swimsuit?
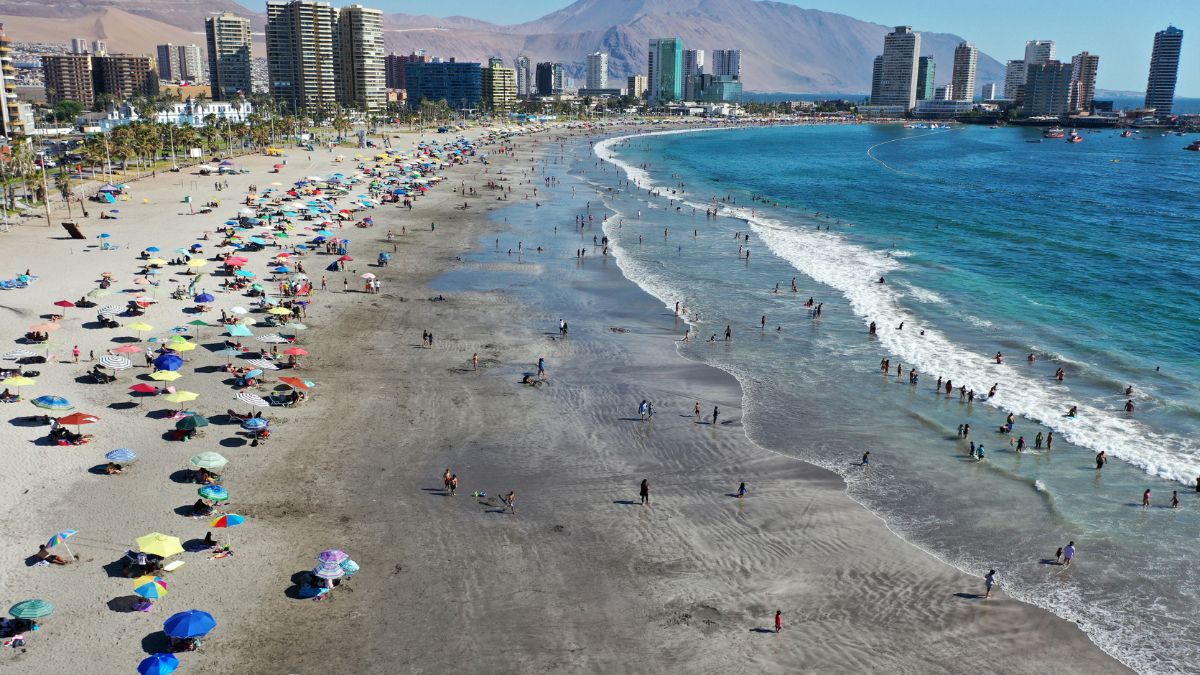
[1142,489,1151,508]
[985,570,997,599]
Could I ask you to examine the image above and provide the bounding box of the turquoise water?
[593,124,1200,672]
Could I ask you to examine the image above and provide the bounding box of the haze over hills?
[0,0,1006,94]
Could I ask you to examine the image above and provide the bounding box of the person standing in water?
[736,482,747,499]
[1062,541,1075,567]
[712,406,720,427]
[1171,491,1180,508]
[639,479,650,505]
[724,325,732,341]
[1142,489,1152,508]
[861,451,870,467]
[984,570,997,599]
[1096,451,1107,470]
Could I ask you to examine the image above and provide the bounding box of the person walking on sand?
[774,610,782,633]
[639,479,650,505]
[449,474,459,496]
[985,570,997,599]
[736,482,747,499]
[712,406,720,427]
[503,491,516,514]
[72,345,80,363]
[639,399,648,421]
[443,469,452,492]
[343,278,349,293]
[472,353,479,371]
[694,401,701,420]
[1062,541,1075,567]
[537,357,546,379]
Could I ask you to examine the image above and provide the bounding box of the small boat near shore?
[1186,140,1200,151]
[1044,127,1065,139]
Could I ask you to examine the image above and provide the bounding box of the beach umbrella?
[161,391,199,404]
[175,415,209,431]
[246,359,278,371]
[53,300,75,310]
[226,324,253,338]
[235,392,269,408]
[3,349,36,360]
[210,513,244,548]
[152,353,184,372]
[243,369,264,380]
[163,609,216,639]
[99,355,132,370]
[132,575,169,600]
[113,344,142,354]
[189,452,227,471]
[106,448,138,463]
[32,395,73,411]
[186,319,211,327]
[146,258,168,266]
[168,327,189,335]
[128,322,154,339]
[57,412,99,431]
[187,259,208,268]
[9,599,54,620]
[256,334,288,344]
[240,417,269,431]
[87,288,111,299]
[194,293,215,304]
[233,269,255,278]
[360,272,376,280]
[47,529,78,559]
[313,562,345,580]
[317,549,350,565]
[163,341,197,353]
[129,383,157,395]
[278,377,310,390]
[149,371,181,382]
[136,533,183,558]
[2,376,35,394]
[97,305,123,316]
[283,347,308,356]
[30,322,60,332]
[267,307,291,316]
[138,653,179,675]
[338,255,353,262]
[146,247,160,252]
[198,485,228,502]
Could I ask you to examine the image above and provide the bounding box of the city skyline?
[232,0,1200,95]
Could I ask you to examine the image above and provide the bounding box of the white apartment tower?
[206,11,253,100]
[872,26,921,110]
[1069,51,1100,113]
[1003,60,1025,100]
[585,51,608,89]
[710,49,741,79]
[515,56,532,97]
[1145,26,1183,116]
[336,4,386,112]
[951,42,977,101]
[682,48,704,99]
[156,44,203,82]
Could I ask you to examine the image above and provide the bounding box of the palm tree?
[54,165,73,219]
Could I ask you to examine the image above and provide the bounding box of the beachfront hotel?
[951,42,977,102]
[336,4,386,112]
[870,26,921,111]
[1144,25,1183,116]
[647,37,684,104]
[585,52,609,90]
[205,12,253,101]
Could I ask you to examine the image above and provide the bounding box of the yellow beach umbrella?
[127,322,153,332]
[136,533,183,558]
[161,391,199,404]
[187,259,208,268]
[267,307,291,315]
[165,341,197,353]
[146,258,168,266]
[148,371,182,382]
[2,375,35,389]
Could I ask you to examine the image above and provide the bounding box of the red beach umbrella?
[278,377,309,390]
[337,255,353,262]
[53,300,75,309]
[282,347,308,356]
[129,383,157,393]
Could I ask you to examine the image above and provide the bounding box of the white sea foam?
[898,282,947,305]
[596,130,1200,488]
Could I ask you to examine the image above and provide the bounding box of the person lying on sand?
[36,545,68,565]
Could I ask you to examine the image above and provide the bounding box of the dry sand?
[0,124,1129,673]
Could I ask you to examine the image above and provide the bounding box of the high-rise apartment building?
[1023,61,1071,117]
[1004,60,1025,101]
[709,49,742,79]
[871,26,921,110]
[206,12,253,100]
[41,53,94,106]
[981,82,998,100]
[0,23,28,136]
[91,40,107,56]
[404,60,481,109]
[535,62,564,96]
[385,52,430,91]
[514,56,531,97]
[586,52,608,90]
[336,4,385,111]
[1024,40,1056,67]
[682,48,704,100]
[266,0,339,115]
[93,54,159,100]
[70,38,89,54]
[951,42,977,101]
[627,74,647,99]
[1068,51,1099,113]
[647,37,683,104]
[156,44,202,82]
[481,63,516,111]
[1144,26,1183,116]
[915,56,935,100]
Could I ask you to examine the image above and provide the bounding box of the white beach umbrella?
[97,305,123,316]
[256,334,289,344]
[235,391,270,407]
[4,349,37,360]
[98,355,133,370]
[245,359,279,371]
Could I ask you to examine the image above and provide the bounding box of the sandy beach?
[0,122,1130,673]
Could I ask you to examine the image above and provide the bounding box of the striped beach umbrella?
[98,354,132,370]
[317,549,349,565]
[245,359,278,371]
[137,653,179,675]
[189,452,227,471]
[313,562,345,580]
[210,513,244,529]
[132,575,168,600]
[97,305,123,316]
[256,334,288,344]
[31,395,73,411]
[3,349,36,360]
[9,599,53,619]
[235,392,269,407]
[198,485,229,502]
[46,529,78,559]
[105,448,138,463]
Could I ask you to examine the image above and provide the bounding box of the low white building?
[155,99,253,125]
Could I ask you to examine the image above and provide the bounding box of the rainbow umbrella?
[132,575,169,600]
[47,529,78,559]
[138,653,179,675]
[210,513,244,549]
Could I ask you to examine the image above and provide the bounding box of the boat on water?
[1120,130,1134,138]
[1044,127,1065,139]
[1186,140,1200,151]
[1067,130,1083,143]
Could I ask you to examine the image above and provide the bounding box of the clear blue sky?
[239,0,1198,95]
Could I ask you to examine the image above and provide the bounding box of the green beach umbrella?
[189,451,228,471]
[10,599,54,619]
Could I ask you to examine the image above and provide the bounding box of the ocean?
[585,124,1200,672]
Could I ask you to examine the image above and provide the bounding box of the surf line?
[866,129,952,177]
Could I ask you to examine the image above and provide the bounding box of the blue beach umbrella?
[138,653,179,675]
[32,395,73,411]
[225,324,253,338]
[243,369,264,379]
[105,448,138,463]
[163,609,216,639]
[272,266,289,274]
[225,220,238,226]
[152,353,184,372]
[198,484,229,501]
[146,246,160,252]
[233,269,255,278]
[194,293,215,304]
[241,417,268,431]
